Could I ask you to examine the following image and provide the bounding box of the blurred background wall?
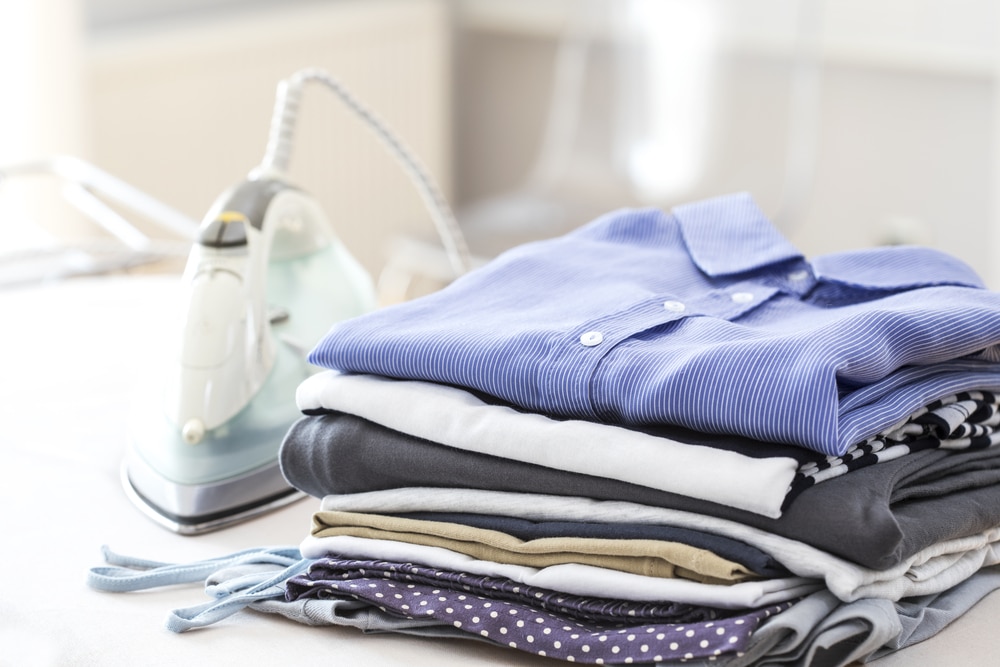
[452,0,998,283]
[2,0,998,287]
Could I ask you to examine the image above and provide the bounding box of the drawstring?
[166,557,312,632]
[87,545,311,632]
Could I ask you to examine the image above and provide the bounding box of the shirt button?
[788,270,809,281]
[731,292,754,303]
[663,300,686,312]
[580,331,604,346]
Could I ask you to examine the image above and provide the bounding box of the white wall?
[452,0,1000,285]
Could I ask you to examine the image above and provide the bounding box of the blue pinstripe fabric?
[309,192,1000,456]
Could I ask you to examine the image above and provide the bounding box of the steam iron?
[119,68,468,535]
[122,176,375,534]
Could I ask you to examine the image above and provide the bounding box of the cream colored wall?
[9,0,1000,287]
[83,0,452,278]
[0,0,90,249]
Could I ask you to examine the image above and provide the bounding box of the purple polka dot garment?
[286,558,793,664]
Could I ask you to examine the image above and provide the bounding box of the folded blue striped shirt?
[309,192,1000,456]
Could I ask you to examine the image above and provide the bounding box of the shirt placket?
[541,282,781,422]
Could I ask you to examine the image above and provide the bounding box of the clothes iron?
[122,176,376,534]
[119,68,469,535]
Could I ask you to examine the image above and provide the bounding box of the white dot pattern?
[287,557,791,664]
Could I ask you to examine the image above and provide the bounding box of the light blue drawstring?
[88,545,312,632]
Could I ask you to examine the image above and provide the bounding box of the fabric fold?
[296,371,799,518]
[286,554,794,665]
[314,489,1000,603]
[300,535,822,609]
[279,409,1000,570]
[311,510,761,584]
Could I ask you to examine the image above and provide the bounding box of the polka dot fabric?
[286,558,793,664]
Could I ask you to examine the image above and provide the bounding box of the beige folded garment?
[312,510,760,585]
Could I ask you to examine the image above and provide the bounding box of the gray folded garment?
[689,564,1000,667]
[678,590,900,667]
[865,564,1000,661]
[279,411,1000,570]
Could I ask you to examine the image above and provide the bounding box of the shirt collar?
[673,191,985,290]
[812,246,985,289]
[672,192,803,277]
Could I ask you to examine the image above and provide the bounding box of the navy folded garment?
[287,556,794,664]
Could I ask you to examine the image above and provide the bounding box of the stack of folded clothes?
[90,192,1000,666]
[274,192,1000,665]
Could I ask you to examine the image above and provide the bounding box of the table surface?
[2,275,998,666]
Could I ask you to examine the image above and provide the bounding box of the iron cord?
[256,67,473,279]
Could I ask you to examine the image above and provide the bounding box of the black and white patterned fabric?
[785,391,1000,509]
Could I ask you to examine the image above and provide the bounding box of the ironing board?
[0,274,994,666]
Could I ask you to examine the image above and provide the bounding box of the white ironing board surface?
[0,274,994,666]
